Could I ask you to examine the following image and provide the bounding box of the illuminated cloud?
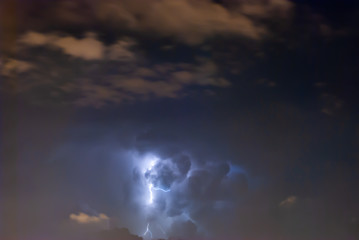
[19,31,135,61]
[107,39,136,61]
[95,0,293,44]
[0,1,357,240]
[19,31,54,46]
[2,43,230,107]
[69,212,109,224]
[129,151,249,238]
[1,58,35,77]
[52,34,105,60]
[279,195,297,207]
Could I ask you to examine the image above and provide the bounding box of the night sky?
[1,1,359,240]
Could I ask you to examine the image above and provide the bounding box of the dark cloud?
[1,32,232,107]
[173,154,191,177]
[169,220,197,239]
[20,0,293,44]
[1,102,358,239]
[98,228,143,240]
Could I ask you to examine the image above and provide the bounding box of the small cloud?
[107,38,136,61]
[135,67,157,78]
[53,33,105,60]
[20,31,105,60]
[19,31,55,46]
[320,93,343,116]
[1,58,35,77]
[172,71,194,84]
[240,0,294,19]
[19,31,136,61]
[70,212,109,224]
[279,195,297,207]
[161,45,175,51]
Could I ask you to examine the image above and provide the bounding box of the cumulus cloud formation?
[0,29,236,107]
[52,34,105,60]
[279,195,297,207]
[18,0,293,45]
[2,38,230,107]
[19,31,135,61]
[128,151,248,238]
[95,0,293,44]
[70,212,110,224]
[0,0,298,108]
[72,59,229,107]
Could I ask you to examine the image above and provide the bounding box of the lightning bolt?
[148,183,171,204]
[148,183,154,204]
[142,155,171,239]
[152,186,171,192]
[143,222,153,239]
[145,158,171,204]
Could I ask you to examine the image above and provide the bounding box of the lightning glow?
[142,155,159,174]
[143,155,171,205]
[148,159,156,171]
[142,154,172,239]
[143,223,152,239]
[148,183,154,204]
[142,156,159,204]
[147,184,170,205]
[152,186,171,192]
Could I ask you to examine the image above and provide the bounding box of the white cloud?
[69,212,109,224]
[279,195,297,207]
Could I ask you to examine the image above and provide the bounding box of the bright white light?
[152,186,171,192]
[140,153,172,239]
[148,183,154,204]
[142,154,171,205]
[142,154,159,174]
[147,184,171,205]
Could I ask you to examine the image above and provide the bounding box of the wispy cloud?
[69,212,109,224]
[279,195,297,207]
